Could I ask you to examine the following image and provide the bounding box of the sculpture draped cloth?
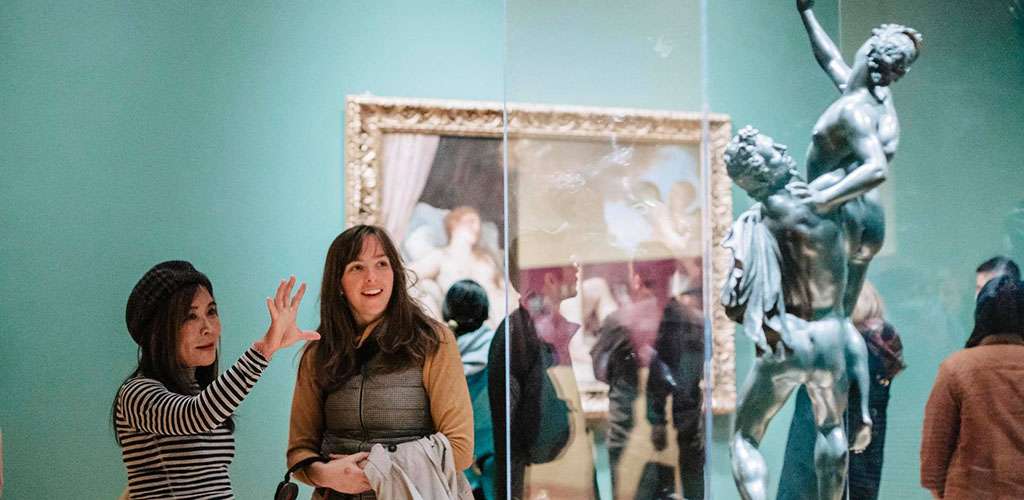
[721,204,790,353]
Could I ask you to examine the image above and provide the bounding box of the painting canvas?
[345,95,736,499]
[344,95,736,415]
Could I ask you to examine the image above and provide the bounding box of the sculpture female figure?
[797,0,921,313]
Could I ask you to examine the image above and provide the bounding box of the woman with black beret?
[113,260,319,499]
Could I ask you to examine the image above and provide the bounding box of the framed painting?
[344,94,736,414]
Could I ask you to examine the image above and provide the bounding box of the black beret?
[125,260,212,345]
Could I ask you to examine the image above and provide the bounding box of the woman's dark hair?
[442,279,489,336]
[301,225,442,389]
[113,283,229,444]
[976,256,1021,281]
[965,275,1024,348]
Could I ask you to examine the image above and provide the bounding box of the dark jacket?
[487,307,569,500]
[646,294,705,429]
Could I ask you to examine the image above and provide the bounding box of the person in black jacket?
[488,234,578,500]
[646,270,705,500]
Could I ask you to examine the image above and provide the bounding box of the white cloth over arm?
[363,433,473,500]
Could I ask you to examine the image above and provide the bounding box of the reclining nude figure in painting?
[722,127,872,500]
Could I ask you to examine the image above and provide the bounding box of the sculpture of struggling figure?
[798,0,921,313]
[722,127,872,500]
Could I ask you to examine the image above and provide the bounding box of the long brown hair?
[851,281,885,326]
[302,225,442,389]
[113,283,229,444]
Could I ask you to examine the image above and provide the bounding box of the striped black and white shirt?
[115,347,269,499]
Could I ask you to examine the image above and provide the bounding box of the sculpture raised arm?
[798,0,852,90]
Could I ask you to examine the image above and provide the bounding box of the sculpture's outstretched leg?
[813,425,848,500]
[732,357,799,500]
[806,338,857,500]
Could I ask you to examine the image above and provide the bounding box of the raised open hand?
[254,276,320,360]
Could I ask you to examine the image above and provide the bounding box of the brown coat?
[920,335,1024,500]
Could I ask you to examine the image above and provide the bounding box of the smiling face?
[341,235,395,327]
[176,286,220,368]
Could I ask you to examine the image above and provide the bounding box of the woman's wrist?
[306,461,325,486]
[251,338,275,361]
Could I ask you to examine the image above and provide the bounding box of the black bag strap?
[282,456,328,483]
[275,456,330,500]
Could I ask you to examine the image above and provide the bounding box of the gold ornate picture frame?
[345,94,736,413]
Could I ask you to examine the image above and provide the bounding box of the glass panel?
[835,1,1024,499]
[710,0,1024,499]
[503,2,713,500]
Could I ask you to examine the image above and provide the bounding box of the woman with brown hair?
[287,225,473,499]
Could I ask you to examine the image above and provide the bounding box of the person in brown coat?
[920,275,1024,500]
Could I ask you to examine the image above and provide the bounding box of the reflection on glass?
[489,231,586,500]
[507,135,706,500]
[646,258,706,500]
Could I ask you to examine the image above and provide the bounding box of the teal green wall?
[506,0,704,109]
[838,1,1024,498]
[2,1,1021,499]
[0,2,502,499]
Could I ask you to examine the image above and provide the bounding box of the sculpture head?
[724,126,798,201]
[859,24,922,87]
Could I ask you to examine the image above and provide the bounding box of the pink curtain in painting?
[380,133,440,238]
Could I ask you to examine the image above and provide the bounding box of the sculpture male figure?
[798,0,921,313]
[723,127,872,500]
